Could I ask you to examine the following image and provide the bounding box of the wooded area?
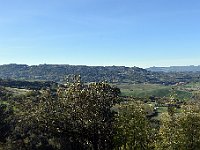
[1,76,200,150]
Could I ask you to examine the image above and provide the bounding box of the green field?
[114,83,193,100]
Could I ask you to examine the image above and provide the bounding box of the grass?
[157,107,168,113]
[5,87,30,96]
[113,83,192,100]
[111,83,193,100]
[184,82,200,88]
[0,100,9,105]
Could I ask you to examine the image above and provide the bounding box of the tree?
[8,77,119,150]
[56,78,119,149]
[155,112,182,150]
[114,101,152,150]
[155,91,183,150]
[178,104,200,150]
[0,103,13,149]
[156,102,200,150]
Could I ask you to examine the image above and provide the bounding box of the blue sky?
[0,0,200,68]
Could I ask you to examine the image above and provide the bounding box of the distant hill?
[0,64,156,83]
[147,65,200,72]
[0,64,200,85]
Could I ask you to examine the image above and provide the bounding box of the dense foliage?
[0,78,57,90]
[1,78,120,150]
[1,77,200,149]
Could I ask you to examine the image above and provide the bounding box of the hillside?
[0,64,156,83]
[0,64,200,84]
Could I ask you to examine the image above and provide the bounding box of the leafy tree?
[156,102,200,150]
[55,78,119,149]
[156,91,182,150]
[0,103,13,149]
[155,112,182,150]
[178,104,200,150]
[8,77,119,150]
[114,101,152,150]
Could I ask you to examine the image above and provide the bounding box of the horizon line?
[0,63,200,69]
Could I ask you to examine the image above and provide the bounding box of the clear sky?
[0,0,200,68]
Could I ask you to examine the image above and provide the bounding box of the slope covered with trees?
[0,64,200,85]
[0,64,151,83]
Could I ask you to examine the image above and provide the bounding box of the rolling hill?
[0,64,200,84]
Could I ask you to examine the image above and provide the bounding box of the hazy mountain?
[146,65,200,72]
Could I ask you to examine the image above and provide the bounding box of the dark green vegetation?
[0,78,120,150]
[0,78,58,90]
